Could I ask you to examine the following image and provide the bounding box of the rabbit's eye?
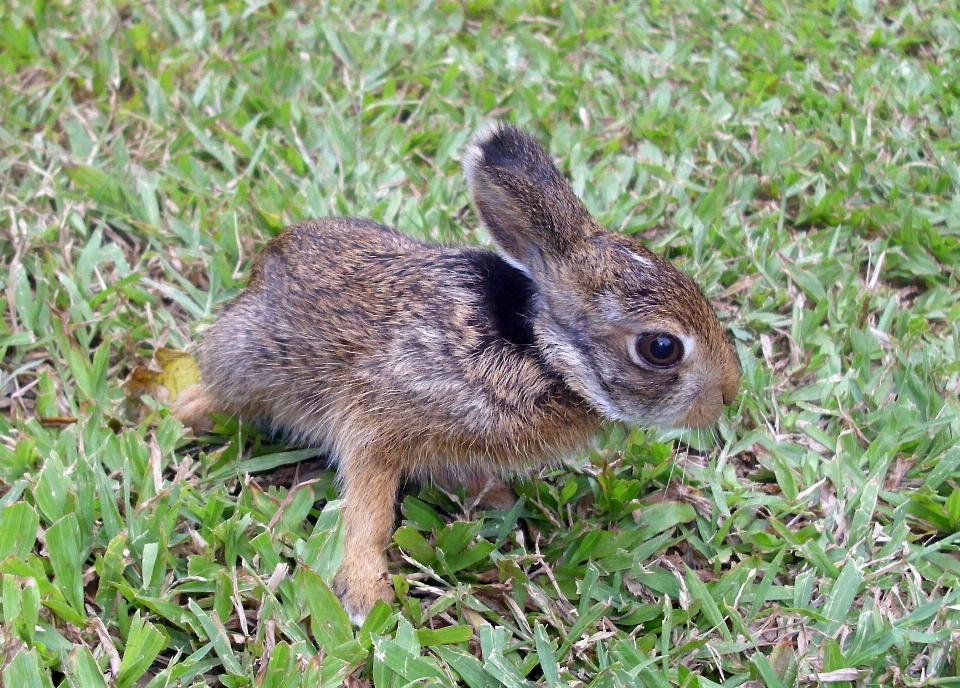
[634,333,683,367]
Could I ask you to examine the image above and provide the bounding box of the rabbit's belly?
[349,388,598,474]
[250,370,598,474]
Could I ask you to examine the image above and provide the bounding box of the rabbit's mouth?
[677,395,726,430]
[671,373,735,430]
[579,370,728,431]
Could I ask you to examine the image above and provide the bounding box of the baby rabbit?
[175,123,741,624]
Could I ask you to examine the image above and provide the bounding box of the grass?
[2,0,960,685]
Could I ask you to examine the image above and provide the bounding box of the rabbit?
[174,122,742,625]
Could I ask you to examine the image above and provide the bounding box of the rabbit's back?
[198,218,600,474]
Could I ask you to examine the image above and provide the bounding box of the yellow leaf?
[155,348,201,403]
[122,349,201,404]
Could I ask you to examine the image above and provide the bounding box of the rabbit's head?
[464,122,740,430]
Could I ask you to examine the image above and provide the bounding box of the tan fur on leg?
[333,455,401,625]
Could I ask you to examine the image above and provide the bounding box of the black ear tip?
[464,122,554,187]
[464,121,508,186]
[471,121,523,150]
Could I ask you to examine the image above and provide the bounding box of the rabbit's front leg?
[333,453,400,625]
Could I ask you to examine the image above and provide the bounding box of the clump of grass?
[2,0,959,685]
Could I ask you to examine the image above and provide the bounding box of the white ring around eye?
[677,334,696,361]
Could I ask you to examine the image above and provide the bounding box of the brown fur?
[174,123,741,623]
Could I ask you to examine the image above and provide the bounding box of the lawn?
[2,0,960,686]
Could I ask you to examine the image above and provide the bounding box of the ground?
[1,0,959,686]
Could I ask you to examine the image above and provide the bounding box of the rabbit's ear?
[464,123,592,275]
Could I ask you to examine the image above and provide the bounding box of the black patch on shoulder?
[465,251,536,349]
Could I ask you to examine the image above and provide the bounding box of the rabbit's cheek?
[675,363,739,428]
[541,339,627,422]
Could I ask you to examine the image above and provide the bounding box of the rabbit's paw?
[435,473,518,511]
[334,560,395,626]
[473,479,518,511]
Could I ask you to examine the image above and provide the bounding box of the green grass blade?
[45,513,85,616]
[117,611,169,688]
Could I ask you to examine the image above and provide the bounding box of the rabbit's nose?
[721,376,739,406]
[720,343,741,406]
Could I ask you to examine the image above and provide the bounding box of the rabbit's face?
[534,233,741,430]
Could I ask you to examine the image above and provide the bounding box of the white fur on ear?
[461,120,508,192]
